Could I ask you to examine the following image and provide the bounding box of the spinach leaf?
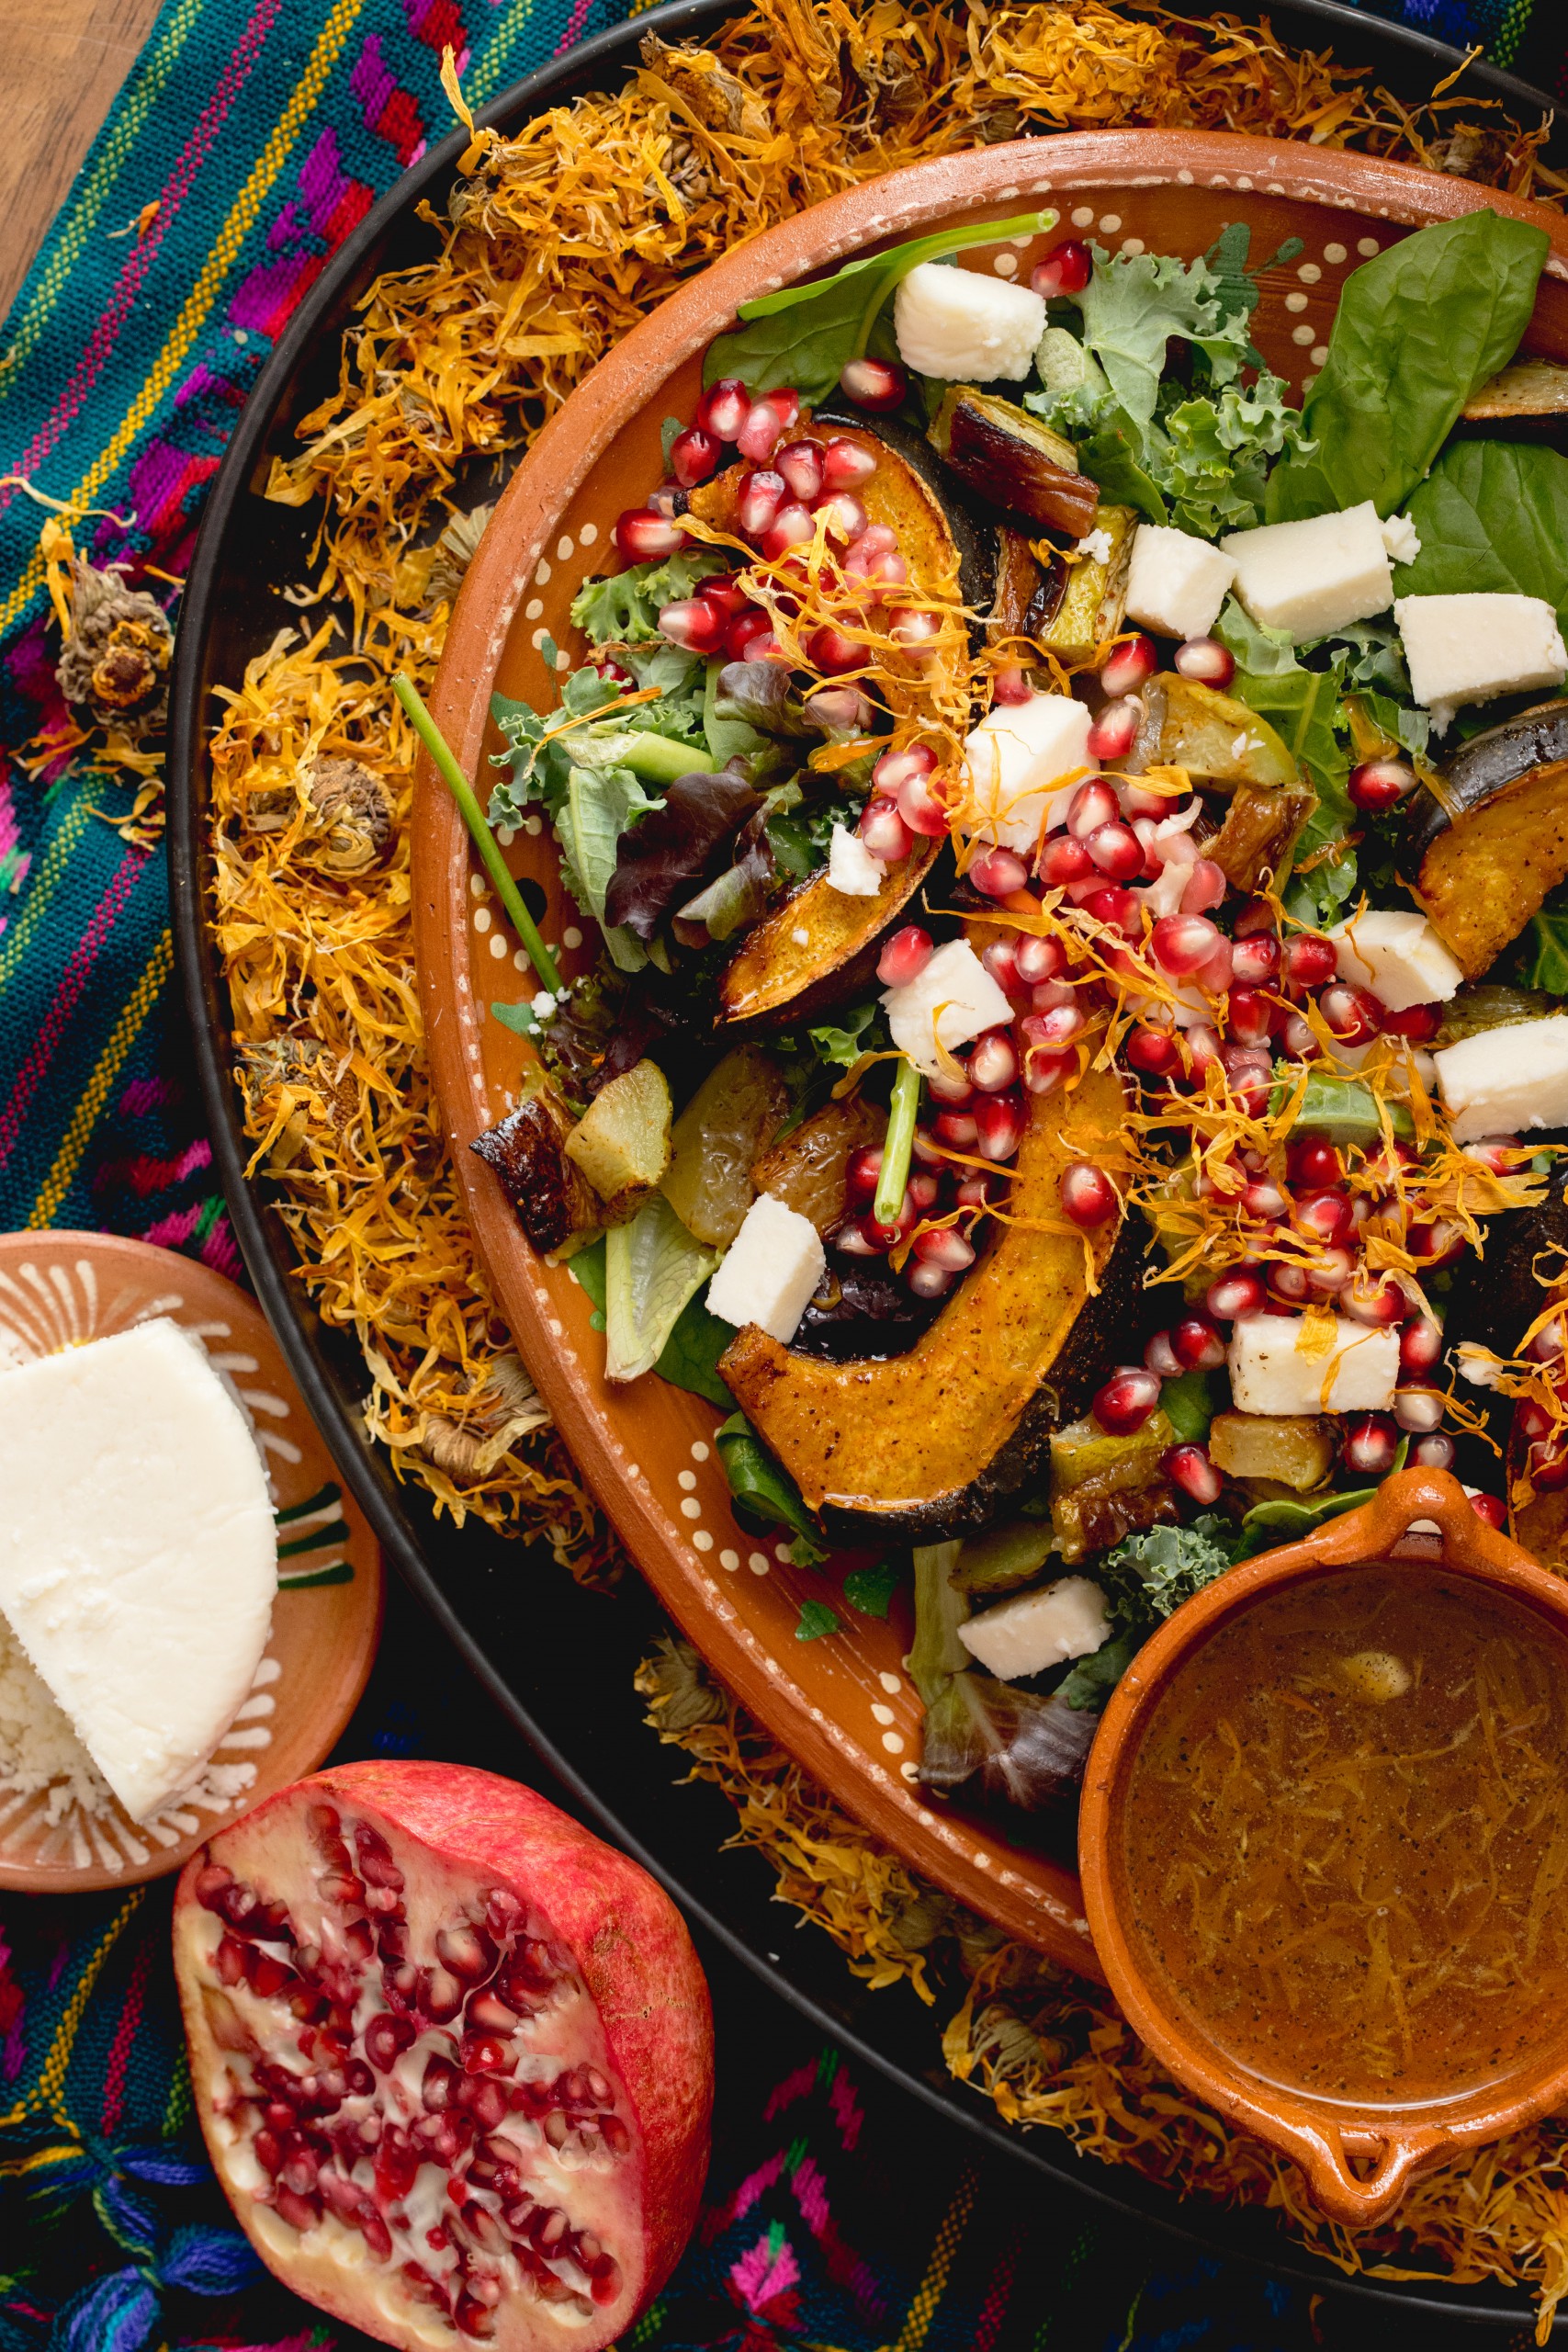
[1232,1486,1373,1559]
[652,1290,736,1409]
[1057,1627,1144,1711]
[1266,210,1548,521]
[843,1560,902,1617]
[1393,439,1568,634]
[1519,903,1568,995]
[704,209,1055,402]
[1159,1368,1219,1442]
[1216,601,1356,925]
[716,1412,825,1563]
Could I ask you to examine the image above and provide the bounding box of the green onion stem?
[621,732,714,785]
[874,1057,923,1227]
[851,207,1059,359]
[394,672,563,997]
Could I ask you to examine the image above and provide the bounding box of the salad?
[465,198,1568,1823]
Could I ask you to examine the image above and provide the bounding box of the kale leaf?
[1099,1514,1235,1622]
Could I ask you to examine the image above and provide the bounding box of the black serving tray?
[166,4,1564,2325]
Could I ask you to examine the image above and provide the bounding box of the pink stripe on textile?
[554,0,592,52]
[0,849,147,1170]
[101,1940,152,2134]
[972,2233,1019,2352]
[0,0,281,513]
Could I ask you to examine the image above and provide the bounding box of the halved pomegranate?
[174,1763,713,2352]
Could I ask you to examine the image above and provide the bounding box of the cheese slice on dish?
[0,1319,276,1820]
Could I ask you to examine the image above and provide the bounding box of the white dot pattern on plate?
[496,827,516,851]
[1285,291,1308,313]
[535,558,552,584]
[720,1548,739,1571]
[554,650,571,673]
[1358,237,1380,256]
[1176,168,1193,185]
[1324,241,1348,264]
[879,1670,901,1694]
[473,905,491,932]
[563,926,582,949]
[513,949,528,971]
[579,522,598,545]
[489,933,508,960]
[525,597,543,620]
[1312,345,1329,368]
[881,1731,906,1755]
[774,1541,791,1562]
[691,1440,709,1461]
[468,872,484,899]
[1099,213,1121,233]
[530,626,548,650]
[992,253,1019,277]
[1297,261,1322,283]
[749,1551,769,1575]
[525,815,543,836]
[1121,236,1145,256]
[1071,204,1094,226]
[871,1702,896,1725]
[693,1530,713,1553]
[1008,230,1032,246]
[1292,323,1315,346]
[678,1469,697,1490]
[557,536,575,561]
[900,1761,919,1782]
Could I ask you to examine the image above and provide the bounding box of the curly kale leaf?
[1099,1513,1235,1623]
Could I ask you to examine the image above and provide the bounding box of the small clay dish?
[0,1233,384,1894]
[1080,1467,1568,2226]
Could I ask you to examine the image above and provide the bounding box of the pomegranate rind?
[173,1760,712,2352]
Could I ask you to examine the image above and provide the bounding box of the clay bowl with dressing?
[1080,1467,1568,2225]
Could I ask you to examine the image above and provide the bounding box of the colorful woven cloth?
[0,1,1562,2347]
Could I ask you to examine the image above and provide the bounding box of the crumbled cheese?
[791,925,810,945]
[0,1320,277,1821]
[1222,502,1394,640]
[881,938,1013,1078]
[1124,524,1235,643]
[827,822,885,898]
[893,262,1046,382]
[706,1193,825,1343]
[530,989,557,1022]
[1077,527,1113,566]
[958,1578,1111,1680]
[964,690,1093,854]
[1382,512,1421,565]
[1227,1314,1400,1414]
[1393,593,1568,730]
[0,1611,112,1824]
[1433,1013,1568,1142]
[1328,909,1463,1012]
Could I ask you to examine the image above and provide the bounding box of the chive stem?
[851,207,1059,359]
[394,672,564,996]
[620,731,714,785]
[874,1057,923,1226]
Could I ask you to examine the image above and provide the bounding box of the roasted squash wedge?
[719,1060,1136,1540]
[472,1088,598,1254]
[1409,701,1568,979]
[927,388,1100,538]
[716,842,942,1027]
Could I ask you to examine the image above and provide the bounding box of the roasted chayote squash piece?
[1409,701,1568,979]
[751,1092,885,1233]
[1463,358,1568,420]
[563,1057,671,1221]
[472,1087,598,1254]
[928,386,1100,538]
[951,1518,1058,1595]
[1207,780,1315,893]
[1050,1407,1176,1565]
[1130,674,1298,791]
[716,843,942,1029]
[1037,504,1136,664]
[660,1046,789,1247]
[1208,1411,1335,1491]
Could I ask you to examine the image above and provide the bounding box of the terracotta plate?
[0,1233,384,1893]
[414,132,1568,1974]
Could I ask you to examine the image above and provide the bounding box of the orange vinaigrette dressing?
[1122,1570,1568,2104]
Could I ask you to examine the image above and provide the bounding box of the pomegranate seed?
[1084,885,1140,935]
[834,1219,881,1257]
[816,490,869,543]
[908,1260,956,1300]
[1529,1316,1568,1363]
[1030,238,1093,297]
[1517,1396,1555,1444]
[821,436,877,490]
[1269,1260,1310,1302]
[929,1061,974,1105]
[1165,1442,1224,1507]
[727,609,776,662]
[1530,1442,1568,1493]
[1400,1316,1443,1375]
[806,683,874,731]
[1284,933,1337,989]
[839,356,906,410]
[969,1028,1020,1093]
[1015,933,1065,985]
[1173,637,1236,688]
[1087,698,1141,763]
[877,925,933,987]
[874,742,933,794]
[1287,1136,1341,1189]
[694,572,751,621]
[1207,1269,1265,1320]
[738,397,787,462]
[1037,833,1094,887]
[848,522,897,562]
[1293,1189,1355,1248]
[1407,1218,1465,1268]
[807,623,864,674]
[645,482,684,520]
[658,597,726,655]
[1231,933,1280,986]
[1227,988,1275,1047]
[1068,780,1119,839]
[1244,1181,1289,1227]
[890,606,942,656]
[971,846,1030,899]
[775,441,824,502]
[1414,1431,1456,1471]
[1471,1493,1506,1528]
[899,772,951,837]
[1126,1024,1179,1077]
[932,1108,979,1149]
[1343,1271,1405,1327]
[1344,1414,1398,1476]
[1145,1329,1183,1377]
[614,507,682,561]
[1094,1365,1163,1436]
[1319,982,1383,1044]
[865,1192,918,1249]
[912,1224,976,1272]
[1021,1044,1077,1096]
[1198,939,1235,997]
[981,937,1021,993]
[845,1146,884,1202]
[761,502,816,558]
[1280,1012,1318,1058]
[1348,757,1416,814]
[1394,1385,1445,1433]
[974,1092,1025,1161]
[1303,1243,1355,1294]
[1152,912,1220,978]
[1382,1001,1443,1043]
[698,377,750,438]
[859,797,912,863]
[1173,1313,1227,1372]
[1086,820,1144,881]
[910,1125,943,1169]
[669,425,719,487]
[1027,1001,1085,1048]
[1181,859,1228,917]
[737,469,785,537]
[1100,635,1157,698]
[1061,1161,1117,1227]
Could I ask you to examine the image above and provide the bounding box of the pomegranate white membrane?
[174,1761,712,2352]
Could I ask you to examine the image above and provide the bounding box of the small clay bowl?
[1079,1466,1568,2227]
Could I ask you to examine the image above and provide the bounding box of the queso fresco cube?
[1221,502,1394,641]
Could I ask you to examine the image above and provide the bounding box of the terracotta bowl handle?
[1280,2117,1446,2227]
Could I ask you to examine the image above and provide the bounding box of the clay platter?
[411,133,1568,1972]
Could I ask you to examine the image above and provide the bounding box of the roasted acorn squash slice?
[1410,701,1568,979]
[718,1061,1136,1540]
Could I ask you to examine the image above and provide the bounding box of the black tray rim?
[165,4,1563,2327]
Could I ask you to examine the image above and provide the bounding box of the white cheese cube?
[1227,1314,1400,1415]
[964,690,1093,855]
[1433,1013,1568,1143]
[958,1577,1111,1681]
[882,938,1014,1079]
[1393,594,1567,729]
[0,1320,276,1821]
[1124,525,1236,643]
[827,823,884,897]
[1327,910,1463,1013]
[706,1192,825,1344]
[1382,513,1421,565]
[1221,502,1393,641]
[893,262,1047,383]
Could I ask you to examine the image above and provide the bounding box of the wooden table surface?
[1,0,164,317]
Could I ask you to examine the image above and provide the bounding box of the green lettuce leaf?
[1074,243,1247,433]
[1215,600,1356,926]
[570,548,727,646]
[604,1194,718,1384]
[1266,210,1549,522]
[807,1001,883,1069]
[1393,439,1568,635]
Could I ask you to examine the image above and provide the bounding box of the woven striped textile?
[0,0,1561,2346]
